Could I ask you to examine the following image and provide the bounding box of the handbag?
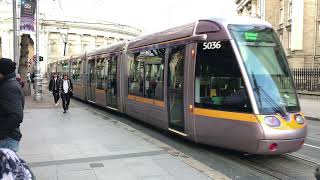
[69,90,73,97]
[67,79,73,97]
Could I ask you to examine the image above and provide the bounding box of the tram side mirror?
[191,34,207,42]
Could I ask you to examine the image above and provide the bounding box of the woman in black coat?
[0,58,24,152]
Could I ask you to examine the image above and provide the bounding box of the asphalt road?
[74,99,319,180]
[294,120,320,164]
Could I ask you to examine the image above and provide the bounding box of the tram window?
[71,60,82,83]
[78,60,83,82]
[62,62,69,75]
[195,41,252,113]
[57,64,62,77]
[144,49,165,100]
[71,62,77,81]
[128,52,145,96]
[96,58,106,89]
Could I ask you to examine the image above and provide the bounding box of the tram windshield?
[230,25,300,114]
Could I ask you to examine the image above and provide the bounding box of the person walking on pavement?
[16,74,25,89]
[59,74,73,113]
[49,73,60,106]
[0,58,24,152]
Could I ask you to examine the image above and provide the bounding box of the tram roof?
[63,17,272,59]
[86,42,126,57]
[207,16,272,28]
[57,53,84,63]
[127,16,272,50]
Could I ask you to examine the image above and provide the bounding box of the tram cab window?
[195,41,252,113]
[96,58,106,89]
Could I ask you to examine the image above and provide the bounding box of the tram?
[48,17,307,154]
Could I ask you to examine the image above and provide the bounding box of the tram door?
[106,55,118,109]
[167,46,185,133]
[87,59,96,102]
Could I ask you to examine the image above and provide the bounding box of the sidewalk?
[299,98,320,121]
[20,90,228,180]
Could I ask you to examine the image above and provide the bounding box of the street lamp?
[53,27,68,73]
[12,0,19,71]
[58,27,69,56]
[34,0,42,101]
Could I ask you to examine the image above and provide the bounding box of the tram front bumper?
[256,138,305,155]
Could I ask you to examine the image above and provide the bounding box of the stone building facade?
[0,1,142,74]
[236,0,320,68]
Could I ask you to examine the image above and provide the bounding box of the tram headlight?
[264,116,281,127]
[294,114,305,124]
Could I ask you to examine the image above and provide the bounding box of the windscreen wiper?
[251,73,287,117]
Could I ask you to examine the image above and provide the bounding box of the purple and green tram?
[48,17,307,155]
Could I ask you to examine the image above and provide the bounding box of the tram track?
[236,156,288,180]
[220,151,319,180]
[77,99,317,179]
[230,152,319,180]
[286,152,320,165]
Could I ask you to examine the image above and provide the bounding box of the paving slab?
[19,90,230,180]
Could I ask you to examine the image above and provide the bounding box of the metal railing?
[291,68,320,93]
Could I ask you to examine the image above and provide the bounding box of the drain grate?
[89,163,104,168]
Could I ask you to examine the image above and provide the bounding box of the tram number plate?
[203,41,221,50]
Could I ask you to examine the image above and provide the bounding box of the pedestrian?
[0,148,35,180]
[30,71,35,90]
[59,74,73,113]
[49,73,60,106]
[0,58,24,152]
[30,72,35,84]
[16,74,25,89]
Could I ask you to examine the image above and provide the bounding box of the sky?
[41,0,237,34]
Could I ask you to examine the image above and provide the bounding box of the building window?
[278,32,283,45]
[50,41,57,54]
[82,44,87,51]
[279,7,284,24]
[288,30,291,49]
[318,24,320,43]
[67,43,73,55]
[279,0,284,24]
[288,0,292,20]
